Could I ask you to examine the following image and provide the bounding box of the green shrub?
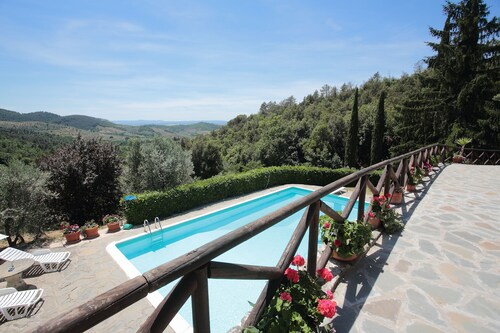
[123,166,381,225]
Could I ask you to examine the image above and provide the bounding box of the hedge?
[122,166,380,225]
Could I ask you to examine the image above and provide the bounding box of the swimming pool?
[108,186,368,332]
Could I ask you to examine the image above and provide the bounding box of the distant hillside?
[114,120,226,126]
[0,108,222,164]
[0,109,114,131]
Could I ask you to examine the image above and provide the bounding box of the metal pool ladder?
[154,217,163,230]
[143,219,152,233]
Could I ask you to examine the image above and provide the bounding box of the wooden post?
[357,176,367,222]
[384,164,392,195]
[192,267,210,333]
[402,158,408,186]
[307,201,320,276]
[138,274,197,333]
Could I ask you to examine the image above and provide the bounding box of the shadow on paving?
[331,164,448,332]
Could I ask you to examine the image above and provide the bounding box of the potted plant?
[247,254,336,332]
[60,222,81,244]
[81,220,100,239]
[406,166,421,192]
[390,188,403,205]
[422,160,432,176]
[453,137,472,163]
[379,203,404,234]
[320,216,372,262]
[103,214,121,233]
[430,154,441,167]
[366,194,387,229]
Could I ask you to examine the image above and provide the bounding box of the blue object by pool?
[114,186,368,332]
[124,195,137,201]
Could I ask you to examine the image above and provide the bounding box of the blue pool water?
[115,186,367,332]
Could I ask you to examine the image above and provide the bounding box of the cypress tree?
[344,88,359,167]
[371,91,386,165]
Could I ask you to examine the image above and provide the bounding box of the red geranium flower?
[386,193,391,198]
[334,239,341,247]
[284,268,299,283]
[368,212,376,218]
[317,299,337,318]
[324,222,330,229]
[317,268,333,282]
[280,292,292,302]
[291,255,305,267]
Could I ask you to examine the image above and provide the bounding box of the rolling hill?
[0,108,222,164]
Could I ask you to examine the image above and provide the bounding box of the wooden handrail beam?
[208,262,282,280]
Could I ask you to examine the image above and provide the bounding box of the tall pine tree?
[371,91,386,164]
[345,88,359,167]
[426,0,499,146]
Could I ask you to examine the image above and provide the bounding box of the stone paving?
[333,164,500,332]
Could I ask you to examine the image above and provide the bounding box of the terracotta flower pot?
[391,191,403,204]
[331,250,359,262]
[452,155,464,163]
[107,222,121,233]
[84,226,100,239]
[406,184,416,192]
[368,217,381,229]
[64,231,81,244]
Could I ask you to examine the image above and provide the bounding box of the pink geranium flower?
[326,290,334,299]
[317,299,337,318]
[284,267,299,283]
[317,268,333,282]
[368,212,376,218]
[280,292,292,302]
[291,255,305,267]
[324,222,330,229]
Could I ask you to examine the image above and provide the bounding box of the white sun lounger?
[0,287,43,320]
[0,248,70,273]
[332,187,347,195]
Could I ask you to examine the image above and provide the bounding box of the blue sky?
[0,0,472,121]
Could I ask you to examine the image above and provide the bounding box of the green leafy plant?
[430,154,441,166]
[374,195,404,233]
[81,220,98,230]
[102,214,120,224]
[407,166,423,185]
[249,255,336,333]
[60,222,80,235]
[320,216,372,258]
[380,206,404,233]
[455,137,472,156]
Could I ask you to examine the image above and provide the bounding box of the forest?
[0,0,498,245]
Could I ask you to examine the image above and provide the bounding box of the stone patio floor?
[333,164,500,332]
[0,165,499,332]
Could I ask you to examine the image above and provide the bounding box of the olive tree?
[124,137,193,192]
[0,160,55,246]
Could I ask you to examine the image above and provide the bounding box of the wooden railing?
[441,145,500,165]
[33,144,497,333]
